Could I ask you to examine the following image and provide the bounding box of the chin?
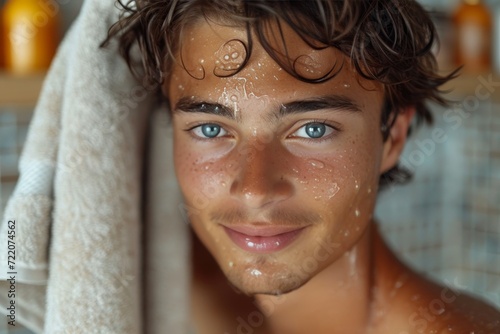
[221,260,314,296]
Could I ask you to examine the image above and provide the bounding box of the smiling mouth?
[222,224,309,254]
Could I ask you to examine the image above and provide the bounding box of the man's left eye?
[292,122,334,139]
[191,123,228,138]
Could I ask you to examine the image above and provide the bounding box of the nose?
[230,139,294,209]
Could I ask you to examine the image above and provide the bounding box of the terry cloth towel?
[0,0,191,333]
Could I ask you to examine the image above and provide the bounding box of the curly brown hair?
[102,0,458,188]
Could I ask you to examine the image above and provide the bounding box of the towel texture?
[0,0,190,332]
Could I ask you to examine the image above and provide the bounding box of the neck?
[254,223,376,334]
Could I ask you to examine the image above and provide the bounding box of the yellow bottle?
[0,0,60,74]
[453,0,492,73]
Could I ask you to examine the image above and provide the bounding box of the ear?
[379,107,416,174]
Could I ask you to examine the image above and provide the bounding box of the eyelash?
[184,119,341,142]
[184,122,229,142]
[290,119,340,143]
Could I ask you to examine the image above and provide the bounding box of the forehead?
[166,19,383,110]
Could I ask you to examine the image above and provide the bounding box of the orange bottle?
[0,14,4,69]
[0,0,60,74]
[453,0,492,73]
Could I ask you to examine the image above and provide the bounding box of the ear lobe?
[379,107,416,174]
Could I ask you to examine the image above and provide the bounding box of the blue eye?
[191,123,227,138]
[305,123,326,138]
[293,122,333,139]
[201,124,221,137]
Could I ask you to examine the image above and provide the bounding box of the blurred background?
[0,0,499,332]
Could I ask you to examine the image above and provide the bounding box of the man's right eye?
[190,123,228,139]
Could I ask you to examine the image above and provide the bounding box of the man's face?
[168,19,387,295]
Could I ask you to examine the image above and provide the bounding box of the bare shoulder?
[379,272,500,334]
[372,227,500,334]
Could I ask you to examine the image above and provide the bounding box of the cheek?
[291,138,380,195]
[174,138,233,211]
[287,136,382,231]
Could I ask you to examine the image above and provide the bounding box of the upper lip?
[221,224,308,237]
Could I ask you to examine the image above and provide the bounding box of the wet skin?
[166,19,500,334]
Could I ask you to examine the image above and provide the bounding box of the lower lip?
[223,226,307,254]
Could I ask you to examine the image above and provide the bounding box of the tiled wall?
[0,108,30,214]
[376,100,500,309]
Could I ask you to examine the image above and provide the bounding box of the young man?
[107,1,500,333]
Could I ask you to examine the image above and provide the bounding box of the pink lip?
[222,224,308,254]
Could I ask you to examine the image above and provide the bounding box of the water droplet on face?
[435,308,445,316]
[367,187,372,194]
[314,195,322,201]
[346,249,358,278]
[343,83,351,88]
[344,230,350,237]
[215,60,220,64]
[204,165,210,171]
[308,159,325,169]
[223,54,230,61]
[250,269,262,277]
[394,280,404,289]
[230,95,238,102]
[228,261,234,267]
[231,52,239,59]
[327,183,340,199]
[355,209,360,217]
[220,181,227,187]
[292,168,299,174]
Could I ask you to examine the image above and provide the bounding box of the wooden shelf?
[0,71,46,108]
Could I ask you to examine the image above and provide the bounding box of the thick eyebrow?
[280,95,362,116]
[174,97,235,120]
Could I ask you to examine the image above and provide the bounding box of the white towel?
[0,0,191,332]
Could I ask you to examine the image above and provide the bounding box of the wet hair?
[103,0,458,188]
